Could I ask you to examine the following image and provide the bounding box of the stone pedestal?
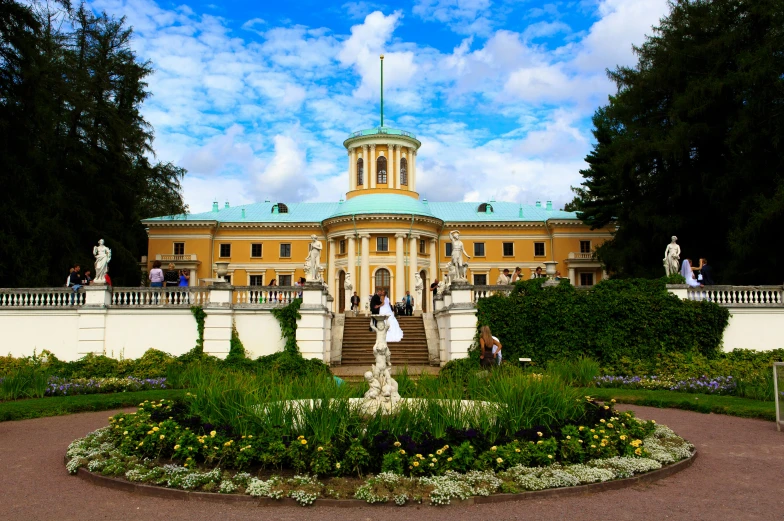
[204,285,233,358]
[76,286,113,355]
[297,283,333,362]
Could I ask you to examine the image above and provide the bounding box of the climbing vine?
[189,305,207,356]
[271,299,302,355]
[226,321,248,363]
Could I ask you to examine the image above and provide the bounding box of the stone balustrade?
[111,287,210,307]
[686,285,784,306]
[234,286,301,306]
[155,254,198,262]
[471,285,514,302]
[0,287,85,307]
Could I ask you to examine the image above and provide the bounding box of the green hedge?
[476,278,730,366]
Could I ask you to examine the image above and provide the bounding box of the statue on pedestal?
[449,230,470,281]
[305,234,323,281]
[92,239,112,284]
[344,272,353,292]
[363,315,400,412]
[663,236,681,277]
[414,273,423,294]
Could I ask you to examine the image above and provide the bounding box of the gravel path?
[1,405,782,521]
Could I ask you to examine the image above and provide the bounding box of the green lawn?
[0,389,185,422]
[581,387,776,422]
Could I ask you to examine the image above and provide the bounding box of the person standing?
[66,267,74,287]
[82,270,92,286]
[479,325,502,368]
[404,291,414,316]
[430,279,439,307]
[511,267,522,283]
[369,288,383,331]
[350,291,360,315]
[69,265,82,304]
[699,258,715,285]
[149,260,164,287]
[496,269,511,285]
[178,269,189,303]
[534,267,544,278]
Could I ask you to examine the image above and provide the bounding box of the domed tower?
[343,55,422,199]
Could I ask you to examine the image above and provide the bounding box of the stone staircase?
[339,315,431,366]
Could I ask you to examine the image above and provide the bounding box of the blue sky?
[89,0,672,213]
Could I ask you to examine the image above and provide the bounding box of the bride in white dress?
[379,291,404,342]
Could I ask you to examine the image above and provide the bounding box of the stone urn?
[215,261,230,278]
[543,261,558,278]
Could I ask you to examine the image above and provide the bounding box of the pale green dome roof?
[329,194,434,218]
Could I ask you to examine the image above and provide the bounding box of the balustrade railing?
[234,286,300,306]
[471,285,514,302]
[156,254,197,262]
[0,288,84,308]
[111,287,210,307]
[687,285,784,305]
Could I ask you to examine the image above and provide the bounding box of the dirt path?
[1,405,782,521]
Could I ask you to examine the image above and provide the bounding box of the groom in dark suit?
[369,288,383,331]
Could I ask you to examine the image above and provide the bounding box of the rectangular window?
[580,241,591,254]
[279,275,292,286]
[249,275,263,286]
[377,237,389,252]
[502,242,514,256]
[251,243,262,258]
[173,242,185,255]
[474,242,485,256]
[534,242,545,257]
[219,244,231,257]
[419,240,426,254]
[280,243,291,258]
[580,273,594,286]
[223,275,231,284]
[473,274,487,285]
[339,240,346,255]
[445,243,452,257]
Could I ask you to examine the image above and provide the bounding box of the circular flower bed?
[65,396,694,506]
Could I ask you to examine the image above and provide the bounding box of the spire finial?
[380,54,384,127]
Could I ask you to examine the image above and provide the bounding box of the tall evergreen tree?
[572,0,784,283]
[0,1,186,287]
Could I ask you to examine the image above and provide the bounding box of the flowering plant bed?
[594,375,736,395]
[65,398,694,506]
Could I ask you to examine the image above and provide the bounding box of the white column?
[346,234,356,286]
[189,269,197,286]
[361,145,369,189]
[568,267,576,286]
[409,235,419,309]
[410,148,417,191]
[392,145,399,189]
[360,234,371,314]
[395,233,406,303]
[369,144,377,188]
[429,239,437,285]
[328,239,336,311]
[349,148,356,191]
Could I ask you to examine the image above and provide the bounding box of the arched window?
[478,203,493,214]
[374,268,390,295]
[377,156,387,184]
[356,158,364,186]
[272,203,289,214]
[400,157,408,186]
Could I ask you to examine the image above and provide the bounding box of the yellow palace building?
[143,125,613,313]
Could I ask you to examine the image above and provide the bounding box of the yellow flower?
[593,435,599,439]
[429,463,434,467]
[651,420,656,424]
[224,441,231,447]
[432,458,437,463]
[123,431,128,435]
[317,446,323,452]
[336,463,341,469]
[447,457,453,462]
[298,435,304,440]
[444,445,450,450]
[147,430,154,435]
[590,429,595,433]
[119,418,123,422]
[496,458,503,464]
[610,399,616,403]
[515,448,521,453]
[301,439,307,445]
[242,435,246,439]
[436,449,442,455]
[491,446,497,451]
[174,445,181,450]
[578,440,583,444]
[416,454,423,459]
[603,405,610,410]
[183,463,188,467]
[566,436,571,440]
[537,432,543,437]
[428,454,434,458]
[620,435,627,441]
[635,448,642,455]
[591,444,596,448]
[607,423,614,429]
[248,435,253,439]
[579,426,584,431]
[413,461,419,467]
[537,440,543,445]
[188,447,193,451]
[547,455,553,459]
[153,427,159,432]
[159,435,165,440]
[394,441,401,447]
[399,450,406,455]
[138,442,144,447]
[599,419,605,423]
[210,430,216,437]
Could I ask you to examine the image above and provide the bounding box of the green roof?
[346,126,417,139]
[144,195,579,224]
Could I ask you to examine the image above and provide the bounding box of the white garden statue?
[363,315,400,413]
[414,272,423,294]
[663,236,681,277]
[344,272,353,292]
[449,230,470,281]
[305,234,323,282]
[93,239,112,284]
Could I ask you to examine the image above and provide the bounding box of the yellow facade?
[144,127,612,312]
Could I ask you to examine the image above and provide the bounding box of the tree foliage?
[571,0,784,283]
[0,1,186,287]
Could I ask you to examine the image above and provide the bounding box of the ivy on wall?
[476,278,730,366]
[271,298,302,355]
[189,305,207,357]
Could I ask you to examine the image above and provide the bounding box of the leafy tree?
[571,0,784,283]
[0,1,186,287]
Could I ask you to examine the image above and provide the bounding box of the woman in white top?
[378,290,404,342]
[680,259,702,288]
[149,260,165,287]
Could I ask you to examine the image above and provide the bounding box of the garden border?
[70,451,697,507]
